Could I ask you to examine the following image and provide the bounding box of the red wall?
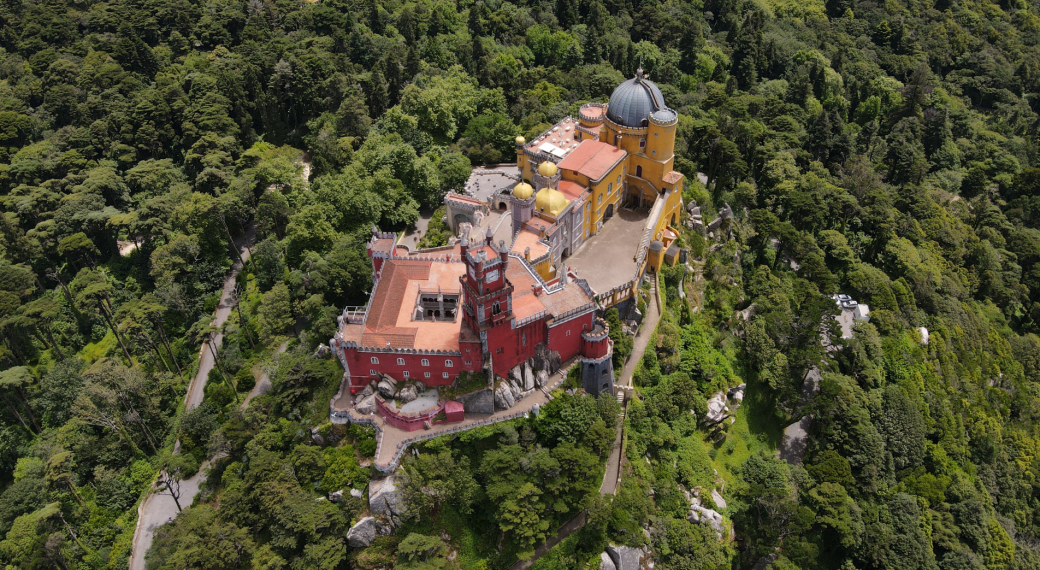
[547,312,594,363]
[488,316,548,376]
[344,346,482,393]
[581,335,611,359]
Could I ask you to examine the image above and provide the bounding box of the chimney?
[615,134,623,151]
[486,225,494,246]
[524,247,531,261]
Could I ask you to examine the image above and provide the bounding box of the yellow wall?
[646,121,676,160]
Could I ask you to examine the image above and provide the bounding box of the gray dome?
[651,109,677,123]
[606,73,666,128]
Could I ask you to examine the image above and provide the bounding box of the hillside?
[1,0,1040,568]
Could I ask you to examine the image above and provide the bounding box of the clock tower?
[460,232,513,339]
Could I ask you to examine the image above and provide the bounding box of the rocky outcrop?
[686,493,725,539]
[606,544,646,570]
[711,489,727,509]
[532,343,562,373]
[398,384,418,404]
[510,365,524,387]
[600,552,617,570]
[358,382,375,399]
[523,362,535,391]
[346,517,382,548]
[536,369,549,388]
[369,475,406,521]
[355,394,377,415]
[727,384,746,407]
[494,382,516,409]
[458,389,494,414]
[415,380,427,393]
[377,375,398,398]
[702,391,729,425]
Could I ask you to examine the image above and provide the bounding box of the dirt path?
[618,279,661,389]
[240,342,288,409]
[600,278,660,496]
[129,226,254,570]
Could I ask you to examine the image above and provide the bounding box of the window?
[465,361,473,365]
[654,132,659,137]
[639,138,646,149]
[445,359,453,367]
[617,175,621,185]
[370,369,376,376]
[522,332,527,346]
[607,182,613,194]
[566,330,571,336]
[397,357,405,365]
[497,347,504,354]
[574,132,580,141]
[492,301,501,315]
[370,357,379,364]
[443,372,450,379]
[421,358,430,366]
[635,165,642,178]
[424,372,431,379]
[403,370,410,378]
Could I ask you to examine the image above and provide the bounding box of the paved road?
[129,462,207,570]
[129,229,254,570]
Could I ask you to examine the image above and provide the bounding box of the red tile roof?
[557,140,627,183]
[558,180,587,201]
[663,171,684,185]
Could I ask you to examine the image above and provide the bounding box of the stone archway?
[453,213,472,228]
[605,203,614,221]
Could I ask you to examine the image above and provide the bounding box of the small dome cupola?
[537,161,558,177]
[605,70,667,128]
[512,181,534,200]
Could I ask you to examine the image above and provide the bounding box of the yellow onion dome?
[535,187,570,217]
[515,135,526,145]
[537,161,558,178]
[512,182,534,200]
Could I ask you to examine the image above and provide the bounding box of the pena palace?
[330,70,685,411]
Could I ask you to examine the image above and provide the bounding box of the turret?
[579,318,614,397]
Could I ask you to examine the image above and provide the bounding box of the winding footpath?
[511,280,663,570]
[128,230,254,570]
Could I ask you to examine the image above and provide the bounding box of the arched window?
[370,357,379,364]
[397,357,405,365]
[421,359,430,366]
[445,359,453,367]
[635,165,643,178]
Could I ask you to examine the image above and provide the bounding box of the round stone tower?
[579,318,615,397]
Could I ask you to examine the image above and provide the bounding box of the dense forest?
[1,0,1040,567]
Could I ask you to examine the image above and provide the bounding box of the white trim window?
[443,372,450,379]
[397,357,405,365]
[639,138,646,149]
[370,357,379,364]
[421,358,430,366]
[445,359,453,367]
[403,370,410,378]
[424,372,431,379]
